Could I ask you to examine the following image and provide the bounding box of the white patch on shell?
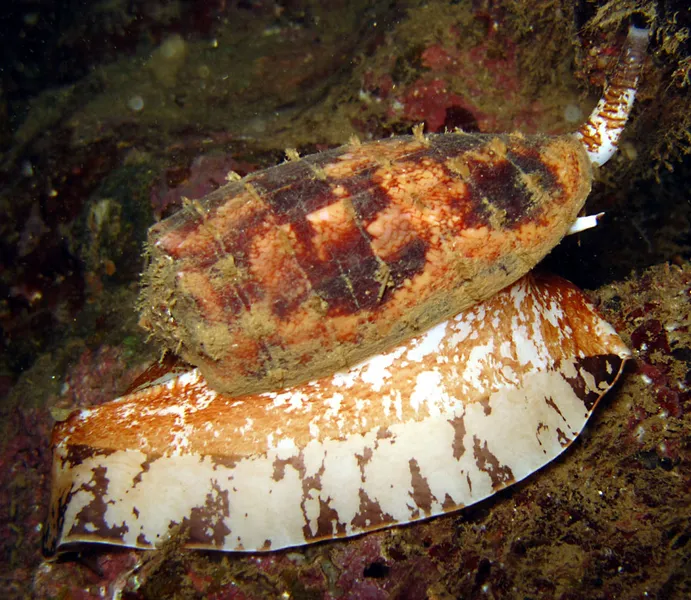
[406,321,447,362]
[359,346,407,391]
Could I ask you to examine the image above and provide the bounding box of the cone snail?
[44,24,648,556]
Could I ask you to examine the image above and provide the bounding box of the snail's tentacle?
[577,24,650,167]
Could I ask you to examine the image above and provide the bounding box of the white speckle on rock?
[564,103,583,124]
[128,95,145,112]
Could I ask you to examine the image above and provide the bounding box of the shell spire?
[577,24,650,166]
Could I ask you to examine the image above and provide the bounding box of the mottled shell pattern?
[141,132,591,396]
[44,25,648,556]
[139,24,648,398]
[45,273,629,554]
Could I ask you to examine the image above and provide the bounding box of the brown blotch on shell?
[139,132,592,396]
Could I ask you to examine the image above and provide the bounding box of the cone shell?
[45,273,628,556]
[140,132,592,396]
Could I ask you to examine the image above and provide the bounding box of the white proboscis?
[567,212,605,235]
